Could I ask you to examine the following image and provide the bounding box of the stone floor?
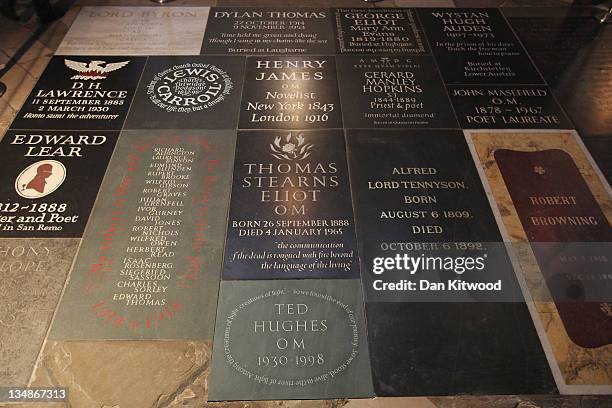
[0,1,610,407]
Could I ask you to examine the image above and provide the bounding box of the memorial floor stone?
[209,279,373,401]
[49,130,235,340]
[124,56,245,130]
[10,56,146,131]
[223,129,358,280]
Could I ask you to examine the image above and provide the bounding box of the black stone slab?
[223,129,358,280]
[417,9,543,84]
[337,56,458,129]
[503,7,600,87]
[201,8,335,55]
[346,129,522,303]
[333,8,427,54]
[239,56,342,129]
[0,130,118,238]
[345,129,555,395]
[123,56,245,130]
[448,85,572,129]
[366,302,556,396]
[208,279,374,400]
[49,130,236,340]
[10,56,146,131]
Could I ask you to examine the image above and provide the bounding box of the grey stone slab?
[209,279,373,401]
[56,7,210,56]
[0,238,79,386]
[49,129,236,340]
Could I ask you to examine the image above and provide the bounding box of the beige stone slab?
[0,63,37,112]
[0,239,79,387]
[0,17,35,57]
[344,397,436,408]
[0,99,16,135]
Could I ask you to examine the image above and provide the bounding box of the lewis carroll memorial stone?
[49,130,235,340]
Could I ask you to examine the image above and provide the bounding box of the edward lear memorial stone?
[224,130,358,280]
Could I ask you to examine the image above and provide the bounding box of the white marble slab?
[56,7,209,56]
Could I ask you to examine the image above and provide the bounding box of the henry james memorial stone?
[208,279,373,400]
[224,130,358,280]
[346,129,554,395]
[334,8,427,54]
[0,130,118,237]
[49,130,235,340]
[10,56,145,131]
[202,8,335,55]
[124,56,245,130]
[337,56,457,128]
[418,9,542,84]
[239,56,342,129]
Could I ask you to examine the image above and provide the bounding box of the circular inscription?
[15,160,67,199]
[222,288,360,387]
[147,62,233,113]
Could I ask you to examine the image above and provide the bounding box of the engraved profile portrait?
[15,160,67,199]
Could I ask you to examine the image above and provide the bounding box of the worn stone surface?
[0,238,78,387]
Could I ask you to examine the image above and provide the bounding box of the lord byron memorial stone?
[56,7,210,56]
[346,129,554,395]
[208,279,373,400]
[49,130,235,340]
[202,8,335,55]
[334,8,426,54]
[418,9,542,84]
[124,56,245,130]
[337,56,457,128]
[495,149,612,348]
[10,56,145,131]
[223,130,358,280]
[0,130,118,237]
[448,85,571,129]
[239,56,342,129]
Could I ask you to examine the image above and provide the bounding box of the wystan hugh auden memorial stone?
[49,130,235,340]
[0,130,118,238]
[239,56,342,129]
[418,8,543,85]
[202,8,335,55]
[336,55,458,129]
[124,56,245,130]
[208,279,374,401]
[345,129,555,396]
[223,129,359,280]
[11,56,146,131]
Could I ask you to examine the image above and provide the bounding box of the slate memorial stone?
[202,8,335,55]
[337,55,457,129]
[239,56,342,129]
[346,130,555,395]
[334,8,427,54]
[223,130,358,280]
[208,279,373,401]
[0,130,118,238]
[56,6,211,56]
[10,56,146,131]
[448,85,572,129]
[346,129,520,303]
[49,130,236,340]
[124,56,245,130]
[417,8,543,84]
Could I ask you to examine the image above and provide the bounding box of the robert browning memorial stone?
[0,130,118,237]
[202,8,335,55]
[346,129,554,396]
[337,56,458,129]
[333,8,427,54]
[417,9,542,85]
[10,56,146,131]
[124,56,245,130]
[208,279,374,400]
[239,56,342,129]
[223,129,358,280]
[49,130,235,340]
